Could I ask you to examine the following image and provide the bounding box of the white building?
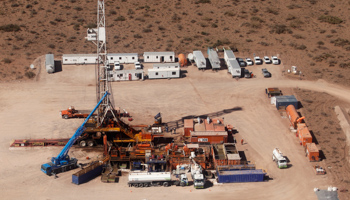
[143,52,175,63]
[108,69,144,81]
[108,53,138,64]
[148,63,180,79]
[62,54,97,65]
[193,50,206,69]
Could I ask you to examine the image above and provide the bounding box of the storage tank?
[45,54,55,73]
[178,54,187,67]
[128,172,171,182]
[286,105,304,128]
[187,53,194,62]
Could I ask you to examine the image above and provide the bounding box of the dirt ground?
[2,58,350,200]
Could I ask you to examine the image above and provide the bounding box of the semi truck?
[127,171,188,187]
[272,148,288,169]
[61,106,94,119]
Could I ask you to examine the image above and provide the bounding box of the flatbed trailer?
[10,138,69,148]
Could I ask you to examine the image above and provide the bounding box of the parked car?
[134,61,142,69]
[262,68,271,78]
[272,56,279,65]
[237,58,246,67]
[254,56,262,65]
[114,61,121,70]
[244,69,252,78]
[245,58,254,66]
[263,56,272,64]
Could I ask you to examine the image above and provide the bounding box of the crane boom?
[41,91,109,176]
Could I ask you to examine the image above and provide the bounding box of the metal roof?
[62,54,97,57]
[227,154,241,160]
[191,131,227,136]
[153,63,180,68]
[108,53,138,56]
[224,50,236,59]
[143,52,175,56]
[148,68,180,72]
[275,95,298,103]
[111,69,144,74]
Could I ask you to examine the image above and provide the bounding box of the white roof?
[148,68,179,72]
[191,131,227,136]
[63,54,97,57]
[108,53,138,56]
[143,52,175,56]
[227,154,241,160]
[153,63,180,68]
[224,50,236,59]
[186,144,199,148]
[111,69,144,74]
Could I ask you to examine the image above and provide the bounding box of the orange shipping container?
[184,119,194,137]
[297,124,313,146]
[178,54,187,67]
[306,143,319,162]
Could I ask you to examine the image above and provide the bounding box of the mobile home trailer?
[148,63,180,79]
[107,53,138,64]
[193,51,206,70]
[143,52,175,63]
[224,49,236,63]
[227,59,241,78]
[108,69,144,81]
[45,54,55,73]
[207,48,220,70]
[62,54,97,65]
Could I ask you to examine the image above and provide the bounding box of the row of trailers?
[191,48,241,78]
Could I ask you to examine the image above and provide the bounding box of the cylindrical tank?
[187,53,194,62]
[178,54,187,67]
[128,172,171,182]
[286,105,299,127]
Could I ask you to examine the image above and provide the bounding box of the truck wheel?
[163,182,169,187]
[63,115,69,119]
[87,140,94,147]
[143,183,149,187]
[138,183,143,188]
[133,183,138,188]
[79,140,87,147]
[180,182,185,187]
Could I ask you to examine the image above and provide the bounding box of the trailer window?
[155,72,158,75]
[172,72,176,75]
[147,56,149,59]
[65,59,67,61]
[110,57,113,60]
[132,57,135,60]
[84,59,87,61]
[156,56,158,59]
[119,57,122,60]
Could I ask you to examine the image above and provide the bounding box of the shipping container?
[266,88,282,98]
[224,49,236,63]
[45,54,55,73]
[184,119,194,137]
[148,63,180,79]
[108,69,144,81]
[306,143,319,162]
[216,169,266,183]
[275,95,298,110]
[193,50,206,69]
[108,53,138,64]
[227,59,241,78]
[190,131,228,144]
[62,54,97,65]
[143,52,175,63]
[297,123,313,146]
[207,48,220,69]
[72,162,104,185]
[286,105,304,128]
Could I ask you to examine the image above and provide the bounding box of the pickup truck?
[262,68,271,78]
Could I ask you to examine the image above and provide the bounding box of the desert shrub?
[74,7,83,11]
[127,9,134,15]
[48,44,55,49]
[109,10,117,15]
[201,32,209,36]
[318,15,343,24]
[290,19,304,29]
[251,16,264,23]
[317,41,324,46]
[266,8,279,15]
[142,28,152,33]
[339,63,350,68]
[115,16,126,21]
[134,34,142,38]
[313,53,334,62]
[211,23,218,28]
[172,14,181,22]
[86,23,96,28]
[270,24,291,34]
[287,4,302,9]
[224,11,235,17]
[246,39,252,42]
[177,24,183,30]
[3,58,12,63]
[50,21,57,25]
[306,0,317,4]
[292,34,304,39]
[212,39,230,47]
[0,24,21,32]
[195,0,211,4]
[331,38,350,47]
[135,17,145,22]
[259,42,269,46]
[158,26,166,31]
[25,71,36,79]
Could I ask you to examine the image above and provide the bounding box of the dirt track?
[1,62,349,200]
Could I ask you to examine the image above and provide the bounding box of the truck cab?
[272,148,288,169]
[114,61,121,70]
[192,171,205,189]
[61,106,77,119]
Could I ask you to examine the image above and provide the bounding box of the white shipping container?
[108,53,138,64]
[227,59,241,77]
[62,54,97,65]
[224,49,236,63]
[143,52,175,63]
[193,50,206,69]
[207,48,220,69]
[45,54,55,73]
[148,68,180,79]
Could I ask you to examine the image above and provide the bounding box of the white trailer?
[143,52,175,63]
[148,63,180,79]
[108,53,138,64]
[224,49,236,63]
[45,54,55,73]
[193,50,206,70]
[109,69,144,81]
[128,172,172,187]
[227,59,241,78]
[207,48,220,70]
[62,54,97,65]
[272,148,288,169]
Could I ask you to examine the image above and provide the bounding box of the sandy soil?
[1,59,350,199]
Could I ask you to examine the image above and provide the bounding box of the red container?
[306,143,319,162]
[297,124,312,146]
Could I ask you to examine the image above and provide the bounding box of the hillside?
[0,0,350,86]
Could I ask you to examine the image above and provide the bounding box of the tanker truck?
[128,171,188,187]
[272,148,288,169]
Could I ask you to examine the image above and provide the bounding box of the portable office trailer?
[109,69,144,81]
[224,49,236,63]
[108,53,138,64]
[45,54,55,73]
[62,54,97,65]
[227,59,241,78]
[193,50,206,69]
[148,68,180,79]
[275,95,298,110]
[207,48,220,69]
[143,52,175,63]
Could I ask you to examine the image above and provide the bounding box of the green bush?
[270,24,291,34]
[25,71,36,79]
[318,15,343,24]
[0,24,21,32]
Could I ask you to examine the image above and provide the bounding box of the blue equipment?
[41,92,109,176]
